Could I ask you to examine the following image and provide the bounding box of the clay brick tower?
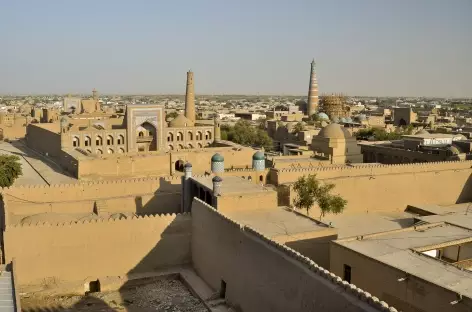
[307,59,319,117]
[185,70,196,123]
[92,88,98,100]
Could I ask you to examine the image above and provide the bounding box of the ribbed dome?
[253,151,265,160]
[317,123,351,139]
[211,153,224,162]
[168,114,194,128]
[212,176,223,182]
[448,145,462,155]
[317,112,329,120]
[415,129,430,135]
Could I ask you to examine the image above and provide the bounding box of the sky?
[1,0,471,97]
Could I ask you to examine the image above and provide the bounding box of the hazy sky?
[1,0,471,97]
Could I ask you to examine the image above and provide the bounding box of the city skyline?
[1,0,472,97]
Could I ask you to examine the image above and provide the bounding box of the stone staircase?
[93,200,109,216]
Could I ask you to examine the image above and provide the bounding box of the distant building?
[332,204,472,312]
[234,112,266,121]
[360,129,469,163]
[311,123,363,164]
[393,107,417,126]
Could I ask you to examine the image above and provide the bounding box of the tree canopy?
[292,122,305,134]
[355,125,414,141]
[0,154,22,188]
[167,111,179,119]
[221,120,273,150]
[292,174,347,218]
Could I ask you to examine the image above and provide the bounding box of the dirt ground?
[21,278,208,312]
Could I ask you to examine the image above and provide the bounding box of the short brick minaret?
[185,70,196,123]
[307,59,319,117]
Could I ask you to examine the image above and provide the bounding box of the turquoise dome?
[252,151,265,161]
[211,153,224,162]
[317,112,329,120]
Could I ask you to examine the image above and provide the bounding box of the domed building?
[168,114,194,128]
[252,151,265,171]
[414,129,430,136]
[166,111,215,151]
[311,123,363,164]
[317,112,330,121]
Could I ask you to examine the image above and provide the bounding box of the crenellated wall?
[4,213,192,287]
[273,160,472,214]
[191,198,396,312]
[26,124,61,157]
[2,176,183,226]
[65,146,254,178]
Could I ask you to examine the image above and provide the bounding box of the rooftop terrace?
[335,222,472,297]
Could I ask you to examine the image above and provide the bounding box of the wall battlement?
[278,159,469,173]
[1,176,167,192]
[195,198,397,312]
[5,212,190,229]
[163,174,209,182]
[274,160,472,185]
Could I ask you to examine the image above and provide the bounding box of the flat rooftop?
[407,203,472,229]
[335,223,472,297]
[224,207,332,239]
[191,175,274,196]
[320,211,416,238]
[402,133,457,139]
[30,122,60,132]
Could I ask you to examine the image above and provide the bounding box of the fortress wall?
[74,147,254,178]
[274,160,472,184]
[191,198,393,312]
[171,148,254,173]
[1,125,27,139]
[4,213,192,287]
[280,161,472,214]
[218,191,278,213]
[26,124,61,157]
[223,169,270,184]
[6,192,181,221]
[77,154,171,178]
[2,176,178,203]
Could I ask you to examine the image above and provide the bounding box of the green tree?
[0,155,22,188]
[167,111,179,119]
[292,122,305,134]
[255,129,273,150]
[293,174,347,218]
[220,120,273,150]
[257,117,266,130]
[309,114,321,122]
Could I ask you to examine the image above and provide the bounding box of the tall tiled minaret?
[185,70,196,123]
[307,59,319,117]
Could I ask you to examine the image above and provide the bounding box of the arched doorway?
[399,118,407,126]
[175,159,184,172]
[136,122,157,152]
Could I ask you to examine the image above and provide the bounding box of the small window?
[343,264,351,283]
